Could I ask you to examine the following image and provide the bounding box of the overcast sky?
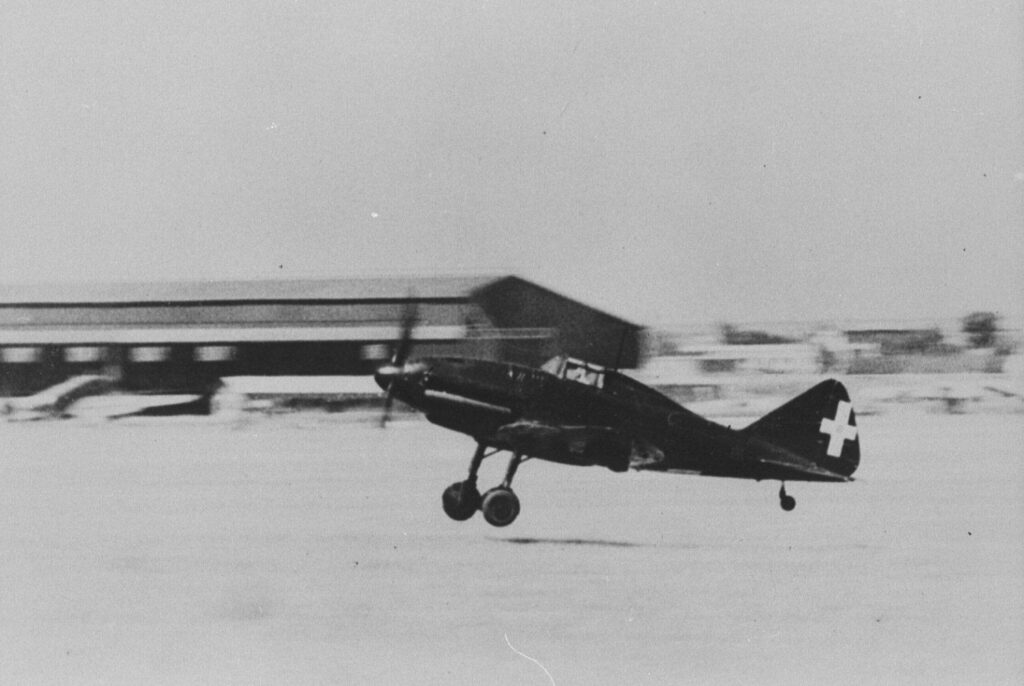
[2,2,1021,326]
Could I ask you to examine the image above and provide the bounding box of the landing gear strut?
[441,445,525,527]
[779,483,796,512]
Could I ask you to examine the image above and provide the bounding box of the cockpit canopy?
[541,355,682,412]
[541,355,605,388]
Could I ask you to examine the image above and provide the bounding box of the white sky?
[1,1,1021,326]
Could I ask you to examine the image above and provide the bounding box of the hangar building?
[0,275,643,396]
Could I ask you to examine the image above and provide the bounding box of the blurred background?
[1,2,1020,417]
[0,274,1019,419]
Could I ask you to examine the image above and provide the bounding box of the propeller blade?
[390,297,418,366]
[379,380,396,428]
[378,296,418,428]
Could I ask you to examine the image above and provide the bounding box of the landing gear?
[481,487,520,527]
[441,443,487,522]
[441,445,525,527]
[481,452,524,527]
[442,480,481,521]
[779,483,796,512]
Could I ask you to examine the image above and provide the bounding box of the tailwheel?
[779,483,796,512]
[442,480,481,521]
[480,487,521,527]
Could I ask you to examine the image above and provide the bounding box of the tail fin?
[742,379,860,478]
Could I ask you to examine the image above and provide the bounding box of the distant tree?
[897,328,945,354]
[720,324,798,345]
[817,345,837,373]
[962,311,998,348]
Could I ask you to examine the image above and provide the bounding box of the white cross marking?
[819,400,858,458]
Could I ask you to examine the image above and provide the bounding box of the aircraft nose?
[373,365,396,392]
[373,361,428,393]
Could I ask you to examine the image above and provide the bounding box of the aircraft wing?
[67,394,207,419]
[494,420,633,471]
[4,374,115,420]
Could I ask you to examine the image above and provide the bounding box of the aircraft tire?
[481,487,520,527]
[442,481,481,521]
[780,495,796,511]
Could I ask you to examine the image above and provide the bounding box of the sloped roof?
[471,275,641,329]
[0,276,498,305]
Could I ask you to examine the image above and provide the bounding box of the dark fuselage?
[377,357,774,479]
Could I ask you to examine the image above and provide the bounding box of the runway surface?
[0,410,1021,684]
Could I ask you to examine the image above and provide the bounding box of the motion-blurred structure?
[0,276,642,397]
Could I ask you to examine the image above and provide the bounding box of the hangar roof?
[0,276,497,305]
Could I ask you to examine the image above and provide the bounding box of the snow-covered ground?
[0,411,1020,684]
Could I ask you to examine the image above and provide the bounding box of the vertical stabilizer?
[742,379,860,478]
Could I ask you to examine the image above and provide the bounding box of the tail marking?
[819,400,858,458]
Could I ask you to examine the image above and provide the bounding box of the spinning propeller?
[377,298,418,428]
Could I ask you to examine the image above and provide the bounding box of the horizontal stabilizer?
[748,441,854,482]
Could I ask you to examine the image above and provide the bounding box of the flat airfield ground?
[0,410,1021,685]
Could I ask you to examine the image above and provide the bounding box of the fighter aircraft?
[374,314,860,527]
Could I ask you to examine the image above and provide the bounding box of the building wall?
[0,338,495,396]
[0,296,491,395]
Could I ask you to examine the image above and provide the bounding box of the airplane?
[374,314,860,527]
[2,374,206,421]
[2,374,114,420]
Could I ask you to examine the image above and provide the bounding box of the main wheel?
[480,487,520,527]
[442,481,481,521]
[780,494,796,511]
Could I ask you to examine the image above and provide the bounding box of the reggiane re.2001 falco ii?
[374,319,860,528]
